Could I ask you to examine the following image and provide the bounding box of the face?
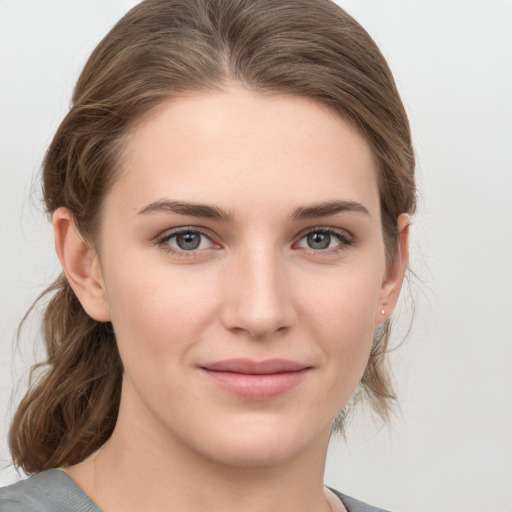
[72,87,406,468]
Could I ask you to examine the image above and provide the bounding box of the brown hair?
[10,0,416,473]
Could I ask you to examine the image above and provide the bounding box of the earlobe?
[375,213,410,326]
[53,207,111,322]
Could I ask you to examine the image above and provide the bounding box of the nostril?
[218,257,298,338]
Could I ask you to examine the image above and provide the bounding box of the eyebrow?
[137,199,234,222]
[291,200,370,220]
[136,198,370,222]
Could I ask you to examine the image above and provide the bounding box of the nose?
[220,246,297,340]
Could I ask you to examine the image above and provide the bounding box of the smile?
[199,359,312,400]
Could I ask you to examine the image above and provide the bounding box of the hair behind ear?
[9,274,122,473]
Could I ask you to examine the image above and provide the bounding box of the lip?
[199,358,312,400]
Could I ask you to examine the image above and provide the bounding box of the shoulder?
[0,469,100,512]
[329,487,392,512]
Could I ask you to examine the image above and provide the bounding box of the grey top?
[0,469,390,512]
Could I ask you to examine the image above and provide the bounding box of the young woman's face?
[89,87,405,467]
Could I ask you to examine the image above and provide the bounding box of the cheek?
[300,260,381,327]
[103,255,219,367]
[298,264,382,380]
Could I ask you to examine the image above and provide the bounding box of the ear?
[53,207,111,322]
[375,213,410,326]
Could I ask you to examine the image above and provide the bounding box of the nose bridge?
[221,240,296,339]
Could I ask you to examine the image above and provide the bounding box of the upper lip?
[200,358,310,375]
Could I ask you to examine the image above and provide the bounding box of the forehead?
[110,87,379,218]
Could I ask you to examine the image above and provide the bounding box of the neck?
[66,389,337,512]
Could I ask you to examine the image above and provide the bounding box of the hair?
[10,0,416,474]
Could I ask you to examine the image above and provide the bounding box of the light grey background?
[1,1,511,511]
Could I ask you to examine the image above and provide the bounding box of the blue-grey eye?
[307,232,331,249]
[165,231,213,251]
[297,230,346,250]
[176,232,201,250]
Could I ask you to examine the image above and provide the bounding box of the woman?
[0,0,415,511]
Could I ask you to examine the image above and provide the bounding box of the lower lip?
[201,368,310,400]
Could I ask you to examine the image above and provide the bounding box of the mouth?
[199,358,312,400]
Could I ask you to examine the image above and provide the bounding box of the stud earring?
[380,309,385,315]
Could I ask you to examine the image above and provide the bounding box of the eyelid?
[154,225,355,257]
[294,226,355,251]
[156,226,221,255]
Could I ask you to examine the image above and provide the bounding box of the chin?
[201,438,302,469]
[186,413,331,469]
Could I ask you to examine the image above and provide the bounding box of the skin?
[54,87,409,512]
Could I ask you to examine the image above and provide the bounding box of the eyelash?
[297,227,354,254]
[155,226,354,257]
[156,227,217,257]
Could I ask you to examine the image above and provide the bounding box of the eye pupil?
[176,232,201,250]
[307,232,331,250]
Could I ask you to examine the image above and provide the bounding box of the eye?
[158,229,216,253]
[296,228,351,251]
